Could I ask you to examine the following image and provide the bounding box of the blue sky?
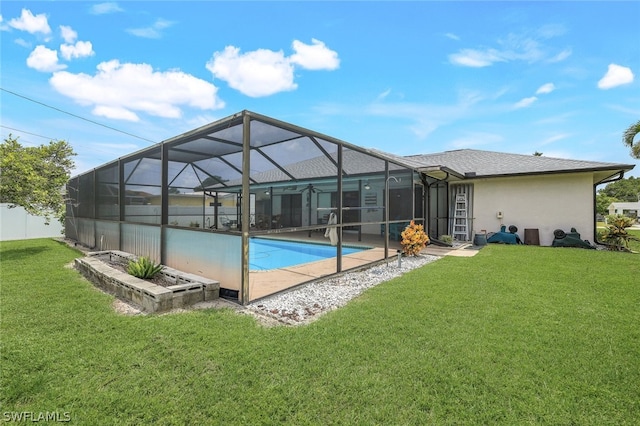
[1,1,639,177]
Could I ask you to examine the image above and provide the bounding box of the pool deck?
[248,230,479,301]
[249,246,387,300]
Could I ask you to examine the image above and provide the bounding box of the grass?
[1,238,639,424]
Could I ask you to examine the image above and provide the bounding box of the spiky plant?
[127,256,164,279]
[600,214,640,251]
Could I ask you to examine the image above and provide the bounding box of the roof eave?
[418,165,465,180]
[459,164,636,180]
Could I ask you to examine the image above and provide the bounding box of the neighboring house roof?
[608,201,640,210]
[405,149,635,179]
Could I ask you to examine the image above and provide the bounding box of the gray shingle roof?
[209,148,634,190]
[406,149,634,177]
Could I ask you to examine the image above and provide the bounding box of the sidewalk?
[422,243,482,257]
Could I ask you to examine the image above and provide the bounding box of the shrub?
[440,234,453,245]
[401,221,430,256]
[127,257,164,279]
[600,214,640,251]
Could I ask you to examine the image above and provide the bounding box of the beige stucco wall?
[470,172,595,246]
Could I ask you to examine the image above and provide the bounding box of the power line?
[0,87,158,144]
[0,125,58,141]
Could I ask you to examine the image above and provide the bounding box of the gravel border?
[246,254,440,326]
[63,238,443,324]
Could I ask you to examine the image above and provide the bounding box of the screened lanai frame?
[66,110,427,304]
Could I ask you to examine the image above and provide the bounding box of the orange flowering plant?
[400,220,430,256]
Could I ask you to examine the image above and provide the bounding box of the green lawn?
[1,239,638,425]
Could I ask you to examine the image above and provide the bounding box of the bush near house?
[400,220,429,256]
[600,214,640,251]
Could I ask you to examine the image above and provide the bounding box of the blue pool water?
[249,238,366,271]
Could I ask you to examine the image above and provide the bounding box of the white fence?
[0,204,63,241]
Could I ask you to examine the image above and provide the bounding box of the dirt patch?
[112,298,144,315]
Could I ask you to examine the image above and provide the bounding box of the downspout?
[593,170,625,245]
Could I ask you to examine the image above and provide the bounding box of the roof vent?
[465,172,476,178]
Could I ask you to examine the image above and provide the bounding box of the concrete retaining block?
[75,251,220,313]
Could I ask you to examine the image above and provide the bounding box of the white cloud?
[514,96,538,109]
[207,46,297,97]
[49,60,224,121]
[207,39,340,97]
[92,105,139,122]
[187,114,223,129]
[60,25,77,43]
[127,19,174,39]
[449,28,571,68]
[536,83,555,95]
[90,3,123,15]
[290,39,340,70]
[14,38,31,48]
[26,45,66,72]
[366,90,486,140]
[444,33,460,41]
[536,24,567,39]
[449,48,504,67]
[549,48,572,63]
[597,64,634,89]
[604,103,640,116]
[534,112,575,125]
[539,133,570,146]
[8,9,51,35]
[60,41,94,60]
[377,89,392,100]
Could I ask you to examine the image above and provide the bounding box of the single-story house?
[65,110,635,303]
[608,201,640,221]
[403,149,635,246]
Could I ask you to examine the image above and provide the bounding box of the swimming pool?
[249,238,367,271]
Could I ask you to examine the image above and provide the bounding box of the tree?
[623,119,640,159]
[0,135,75,224]
[595,192,618,216]
[598,176,640,202]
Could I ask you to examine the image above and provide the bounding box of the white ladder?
[453,193,468,241]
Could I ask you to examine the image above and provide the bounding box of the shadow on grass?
[0,245,52,262]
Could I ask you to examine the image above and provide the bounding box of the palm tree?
[623,120,640,159]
